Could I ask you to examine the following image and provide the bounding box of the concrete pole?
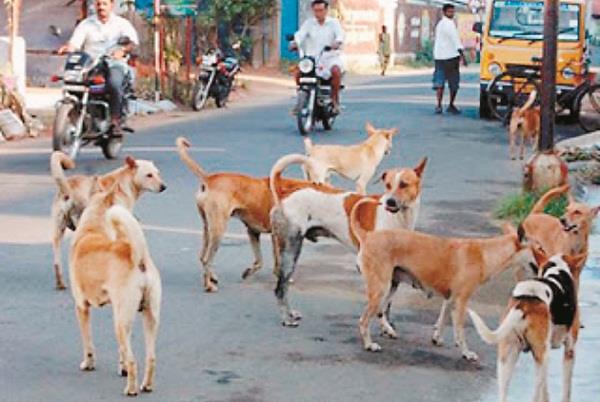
[539,0,558,151]
[154,0,161,103]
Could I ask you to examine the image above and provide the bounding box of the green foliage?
[415,40,434,64]
[197,0,278,58]
[494,189,568,226]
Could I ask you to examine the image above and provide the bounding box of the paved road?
[1,72,598,402]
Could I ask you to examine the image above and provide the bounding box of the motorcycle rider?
[293,0,345,115]
[57,0,138,135]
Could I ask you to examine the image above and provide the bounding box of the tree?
[3,0,22,75]
[197,0,278,57]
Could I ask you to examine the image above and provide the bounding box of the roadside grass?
[494,189,568,226]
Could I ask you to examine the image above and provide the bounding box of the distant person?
[378,25,391,76]
[432,3,467,115]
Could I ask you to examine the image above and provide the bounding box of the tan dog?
[519,184,599,281]
[468,251,586,402]
[350,198,532,360]
[50,152,166,290]
[177,137,327,292]
[270,154,427,326]
[70,185,162,396]
[508,90,540,160]
[303,122,398,194]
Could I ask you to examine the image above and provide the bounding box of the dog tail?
[105,205,148,269]
[530,184,570,214]
[50,151,75,196]
[176,136,209,181]
[303,137,313,155]
[518,90,537,114]
[350,198,379,247]
[468,308,524,345]
[269,153,311,204]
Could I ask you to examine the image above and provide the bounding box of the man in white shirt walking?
[293,0,345,114]
[432,3,467,114]
[58,0,139,133]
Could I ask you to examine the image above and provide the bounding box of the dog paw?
[55,282,67,291]
[209,274,219,285]
[80,359,95,371]
[118,365,128,377]
[140,383,153,393]
[124,387,138,397]
[431,336,444,347]
[204,283,218,293]
[241,267,256,280]
[462,350,479,362]
[380,328,398,339]
[365,342,382,352]
[281,319,300,327]
[289,310,303,321]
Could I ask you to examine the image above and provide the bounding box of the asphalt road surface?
[1,71,598,402]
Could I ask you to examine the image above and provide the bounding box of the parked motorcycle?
[287,35,341,135]
[52,38,135,160]
[192,45,241,111]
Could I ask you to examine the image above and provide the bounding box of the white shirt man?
[433,16,464,61]
[294,16,345,79]
[69,13,139,59]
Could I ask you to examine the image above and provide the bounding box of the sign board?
[135,0,197,17]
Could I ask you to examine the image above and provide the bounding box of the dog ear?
[531,245,548,267]
[591,205,600,216]
[501,222,517,236]
[563,252,588,276]
[413,157,428,178]
[365,122,376,136]
[125,156,137,169]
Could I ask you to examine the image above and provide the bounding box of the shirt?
[433,16,463,60]
[294,16,345,58]
[69,13,139,59]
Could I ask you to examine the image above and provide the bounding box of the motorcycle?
[52,37,135,160]
[192,44,241,111]
[288,35,342,135]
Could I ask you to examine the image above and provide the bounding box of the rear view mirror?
[285,34,295,41]
[472,22,483,34]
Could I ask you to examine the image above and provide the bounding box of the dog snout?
[159,183,167,193]
[386,198,398,209]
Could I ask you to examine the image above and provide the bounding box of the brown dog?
[50,152,166,290]
[303,122,398,194]
[519,184,599,281]
[270,154,427,326]
[468,251,586,402]
[508,90,540,160]
[69,184,162,396]
[351,198,532,360]
[177,137,330,292]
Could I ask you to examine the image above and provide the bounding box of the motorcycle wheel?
[322,112,335,131]
[215,89,228,108]
[101,136,123,160]
[296,91,312,135]
[52,103,82,160]
[192,81,209,111]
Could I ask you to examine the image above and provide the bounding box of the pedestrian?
[377,25,391,76]
[432,3,467,114]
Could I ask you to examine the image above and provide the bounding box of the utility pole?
[538,0,558,151]
[154,0,161,103]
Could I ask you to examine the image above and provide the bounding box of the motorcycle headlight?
[562,67,575,80]
[64,70,84,82]
[488,62,502,77]
[298,58,314,74]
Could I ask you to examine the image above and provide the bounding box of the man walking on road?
[432,3,467,114]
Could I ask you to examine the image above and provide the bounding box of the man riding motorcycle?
[57,0,138,135]
[292,0,345,115]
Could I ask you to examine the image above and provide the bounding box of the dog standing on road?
[350,198,532,360]
[468,251,586,402]
[50,152,166,290]
[69,184,162,396]
[303,122,398,194]
[270,154,427,327]
[508,90,540,160]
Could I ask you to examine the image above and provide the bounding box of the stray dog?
[350,198,532,360]
[303,122,398,194]
[177,137,322,292]
[50,152,166,290]
[270,153,427,326]
[468,251,586,402]
[519,184,599,281]
[69,185,162,396]
[508,90,540,160]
